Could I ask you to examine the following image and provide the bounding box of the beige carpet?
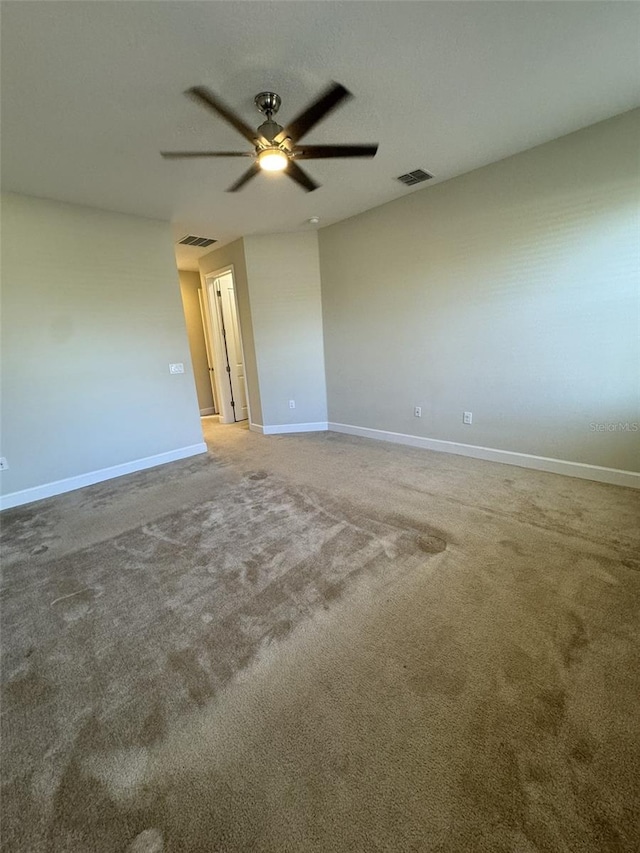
[1,419,639,852]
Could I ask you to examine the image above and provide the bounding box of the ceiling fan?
[160,82,378,192]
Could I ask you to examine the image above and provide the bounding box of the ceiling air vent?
[396,169,433,187]
[177,235,217,247]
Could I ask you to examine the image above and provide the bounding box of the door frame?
[202,264,252,425]
[197,285,218,415]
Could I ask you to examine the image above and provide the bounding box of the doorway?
[202,267,249,424]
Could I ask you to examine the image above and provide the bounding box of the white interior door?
[216,272,248,422]
[203,269,248,424]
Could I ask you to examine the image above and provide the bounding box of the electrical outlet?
[289,400,296,409]
[414,406,422,418]
[169,363,185,374]
[463,411,473,425]
[0,457,8,471]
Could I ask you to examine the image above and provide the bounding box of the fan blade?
[274,82,352,145]
[285,160,319,192]
[186,86,261,146]
[227,162,261,192]
[293,144,378,160]
[161,151,253,158]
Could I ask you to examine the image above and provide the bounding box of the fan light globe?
[258,147,288,172]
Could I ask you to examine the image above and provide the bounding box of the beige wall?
[319,110,640,473]
[243,232,328,428]
[199,238,263,425]
[179,270,214,414]
[1,193,204,502]
[199,233,328,429]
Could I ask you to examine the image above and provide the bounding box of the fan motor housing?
[257,119,283,143]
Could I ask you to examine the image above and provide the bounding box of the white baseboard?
[262,422,328,436]
[328,422,639,489]
[0,442,208,511]
[199,407,216,416]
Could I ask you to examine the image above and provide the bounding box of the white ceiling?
[2,1,639,271]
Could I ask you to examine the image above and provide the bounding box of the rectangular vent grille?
[397,169,433,187]
[178,235,217,247]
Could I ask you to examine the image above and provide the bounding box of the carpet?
[1,422,639,852]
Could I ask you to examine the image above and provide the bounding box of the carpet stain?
[417,533,447,554]
[591,810,626,850]
[5,668,57,707]
[320,580,345,603]
[502,645,536,684]
[247,470,268,481]
[139,704,167,747]
[167,649,215,707]
[570,736,595,765]
[534,687,567,735]
[243,561,260,584]
[499,538,526,556]
[460,744,526,829]
[48,758,136,851]
[563,611,589,667]
[268,618,294,641]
